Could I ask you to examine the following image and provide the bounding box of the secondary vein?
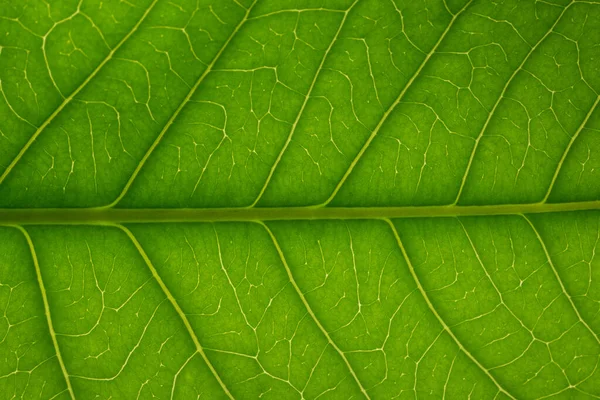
[260,221,372,399]
[542,95,600,202]
[107,0,260,208]
[118,224,235,399]
[321,0,474,206]
[13,225,76,400]
[250,0,362,207]
[384,219,517,399]
[0,0,161,186]
[454,0,575,205]
[523,215,600,345]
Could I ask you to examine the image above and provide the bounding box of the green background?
[0,0,599,398]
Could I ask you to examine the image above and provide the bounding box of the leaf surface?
[0,0,599,398]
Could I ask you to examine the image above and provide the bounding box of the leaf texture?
[0,0,599,398]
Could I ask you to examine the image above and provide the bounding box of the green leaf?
[0,0,599,398]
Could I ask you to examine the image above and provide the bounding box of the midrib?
[0,201,598,224]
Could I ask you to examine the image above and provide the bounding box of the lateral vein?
[118,224,235,399]
[321,0,474,206]
[542,95,600,202]
[250,0,361,207]
[523,215,600,345]
[384,219,517,400]
[13,225,76,400]
[0,0,161,186]
[107,0,260,208]
[260,221,372,399]
[454,1,574,204]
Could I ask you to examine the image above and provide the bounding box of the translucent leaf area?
[0,0,599,398]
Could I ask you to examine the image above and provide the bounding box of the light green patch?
[0,0,599,398]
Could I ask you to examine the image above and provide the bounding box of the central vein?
[0,201,598,224]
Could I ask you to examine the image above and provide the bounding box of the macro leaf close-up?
[0,0,599,398]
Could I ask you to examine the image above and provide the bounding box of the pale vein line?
[0,0,161,186]
[12,225,76,400]
[1,200,600,224]
[522,215,600,344]
[453,1,574,205]
[259,221,372,399]
[542,95,600,202]
[383,219,517,400]
[117,224,234,399]
[249,0,361,207]
[107,0,259,208]
[320,0,474,206]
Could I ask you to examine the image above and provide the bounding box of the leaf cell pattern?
[0,0,599,398]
